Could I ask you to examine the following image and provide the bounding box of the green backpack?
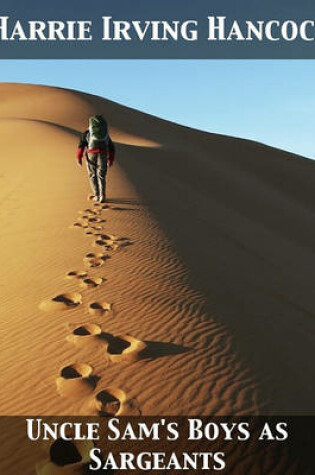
[88,115,109,149]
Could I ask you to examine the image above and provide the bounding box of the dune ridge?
[0,82,314,419]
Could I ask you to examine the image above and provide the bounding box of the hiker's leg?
[86,153,99,197]
[96,152,108,200]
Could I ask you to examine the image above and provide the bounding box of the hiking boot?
[99,195,106,203]
[93,196,99,202]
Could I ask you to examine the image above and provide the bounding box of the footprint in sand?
[93,235,133,251]
[82,387,140,416]
[67,324,103,347]
[56,363,97,399]
[84,252,109,268]
[88,217,105,224]
[66,270,88,280]
[84,259,103,268]
[79,208,99,216]
[84,251,108,259]
[36,439,95,474]
[93,202,110,210]
[73,324,102,337]
[84,228,99,235]
[104,334,147,363]
[70,221,89,229]
[67,325,147,362]
[87,196,110,210]
[68,326,180,362]
[79,217,106,226]
[85,225,104,234]
[98,233,117,240]
[39,292,82,312]
[99,234,132,243]
[88,302,112,316]
[85,388,126,416]
[95,388,123,416]
[93,238,118,250]
[80,277,104,289]
[87,332,148,363]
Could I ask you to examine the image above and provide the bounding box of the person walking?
[76,115,115,203]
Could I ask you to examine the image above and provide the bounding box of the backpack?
[88,115,109,150]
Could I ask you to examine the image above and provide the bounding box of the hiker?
[76,115,115,203]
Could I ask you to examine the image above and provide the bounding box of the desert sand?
[0,82,314,417]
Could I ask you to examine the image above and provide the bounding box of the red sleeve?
[108,138,115,162]
[77,148,84,160]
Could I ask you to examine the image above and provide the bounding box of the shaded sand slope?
[0,83,314,416]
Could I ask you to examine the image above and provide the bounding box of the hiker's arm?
[108,138,115,167]
[76,130,88,165]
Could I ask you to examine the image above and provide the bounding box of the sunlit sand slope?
[0,82,314,417]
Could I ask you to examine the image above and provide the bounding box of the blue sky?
[1,60,314,159]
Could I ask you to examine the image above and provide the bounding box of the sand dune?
[0,82,314,418]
